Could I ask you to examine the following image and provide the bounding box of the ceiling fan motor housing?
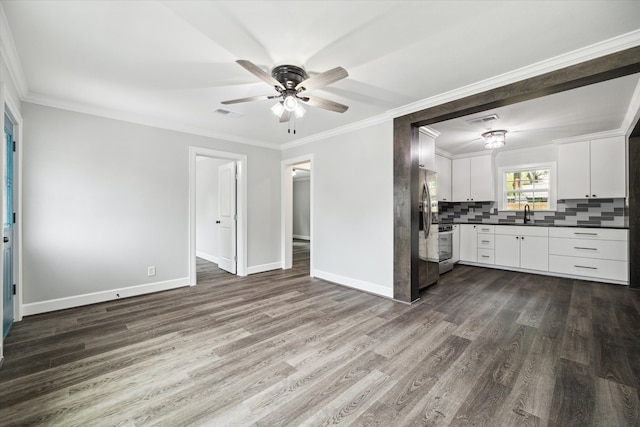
[271,65,308,90]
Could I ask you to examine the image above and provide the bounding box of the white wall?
[195,157,230,262]
[282,120,394,297]
[292,178,310,239]
[21,103,281,311]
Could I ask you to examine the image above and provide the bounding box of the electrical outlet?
[147,266,156,277]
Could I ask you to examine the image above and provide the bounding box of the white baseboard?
[247,262,283,275]
[293,235,310,241]
[196,251,219,264]
[312,269,393,298]
[21,277,190,316]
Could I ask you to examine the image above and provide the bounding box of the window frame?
[498,162,557,212]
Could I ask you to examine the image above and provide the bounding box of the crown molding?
[552,129,624,145]
[450,150,495,160]
[493,143,557,156]
[418,126,440,138]
[279,112,393,151]
[0,3,28,98]
[434,147,452,158]
[23,94,281,151]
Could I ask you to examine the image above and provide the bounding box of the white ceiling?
[2,1,640,149]
[429,73,640,155]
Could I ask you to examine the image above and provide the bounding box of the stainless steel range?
[438,224,453,274]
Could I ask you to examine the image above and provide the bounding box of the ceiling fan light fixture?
[283,95,298,112]
[271,102,285,117]
[482,130,507,149]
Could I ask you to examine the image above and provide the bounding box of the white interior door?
[217,162,236,274]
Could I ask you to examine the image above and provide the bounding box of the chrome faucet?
[523,204,531,224]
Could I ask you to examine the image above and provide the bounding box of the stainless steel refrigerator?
[418,168,439,289]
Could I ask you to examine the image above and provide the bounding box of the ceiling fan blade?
[236,60,284,90]
[295,67,348,92]
[279,109,292,123]
[301,96,349,113]
[221,95,276,105]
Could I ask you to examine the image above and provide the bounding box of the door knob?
[3,237,8,243]
[216,220,221,224]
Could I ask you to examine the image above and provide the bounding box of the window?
[500,163,556,211]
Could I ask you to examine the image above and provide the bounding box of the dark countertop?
[441,221,629,230]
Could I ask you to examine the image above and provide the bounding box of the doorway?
[189,147,247,285]
[292,162,311,270]
[281,155,313,274]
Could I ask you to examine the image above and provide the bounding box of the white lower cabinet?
[459,224,477,262]
[477,225,494,265]
[456,224,628,284]
[494,226,549,271]
[548,227,628,283]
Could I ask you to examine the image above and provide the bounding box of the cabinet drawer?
[477,225,494,234]
[494,225,549,237]
[549,238,627,261]
[478,234,494,249]
[477,249,495,264]
[548,227,627,241]
[549,255,628,282]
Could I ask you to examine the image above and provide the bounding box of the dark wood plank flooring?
[1,245,639,426]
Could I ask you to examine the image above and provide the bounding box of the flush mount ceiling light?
[482,130,507,149]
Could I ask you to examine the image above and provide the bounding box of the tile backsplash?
[439,198,627,228]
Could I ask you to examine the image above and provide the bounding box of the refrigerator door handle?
[423,182,431,237]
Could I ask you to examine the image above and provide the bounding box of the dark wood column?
[393,46,640,301]
[393,121,419,303]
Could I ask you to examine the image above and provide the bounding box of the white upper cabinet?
[418,128,438,171]
[435,154,452,201]
[452,157,471,201]
[452,155,494,201]
[590,137,626,198]
[558,136,625,199]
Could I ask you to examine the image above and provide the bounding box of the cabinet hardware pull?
[481,255,489,258]
[574,247,597,250]
[481,240,489,243]
[574,265,597,270]
[574,232,597,236]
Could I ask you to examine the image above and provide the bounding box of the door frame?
[2,94,22,324]
[281,154,313,273]
[0,87,22,363]
[189,146,247,283]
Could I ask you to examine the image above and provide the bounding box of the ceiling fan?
[221,60,349,123]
